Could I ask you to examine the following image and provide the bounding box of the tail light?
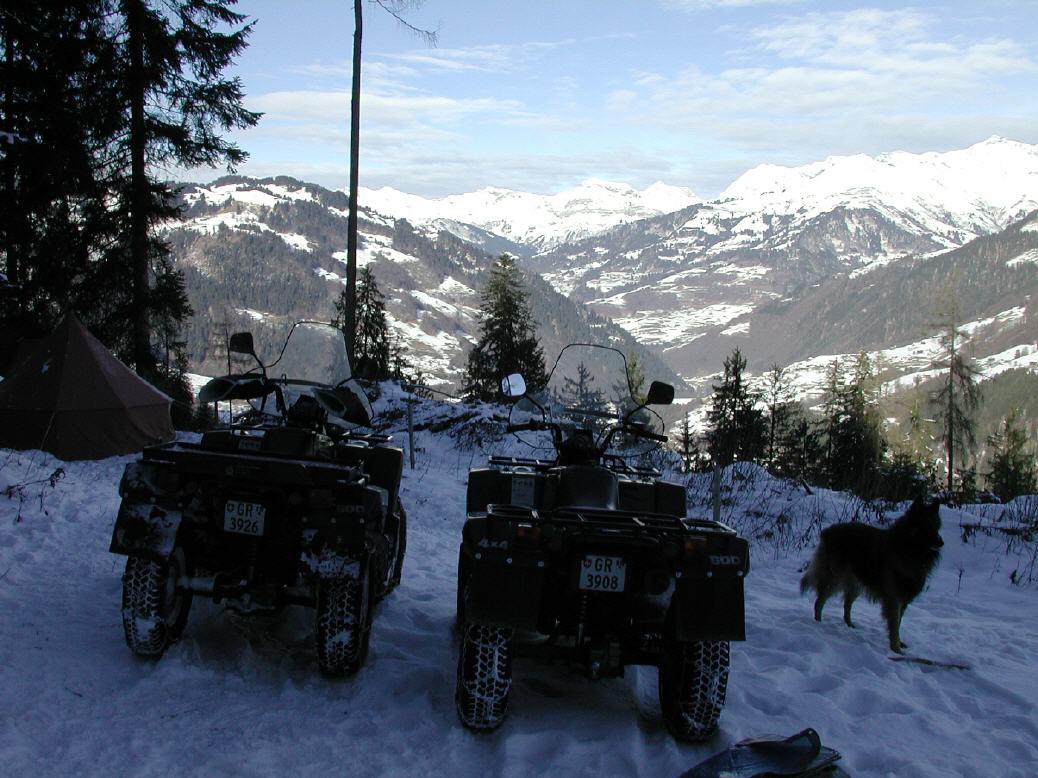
[683,536,706,556]
[515,523,542,543]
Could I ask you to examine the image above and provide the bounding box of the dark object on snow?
[800,498,943,653]
[455,344,749,740]
[678,728,847,778]
[890,655,970,670]
[0,314,174,459]
[108,321,406,676]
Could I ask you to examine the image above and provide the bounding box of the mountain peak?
[718,139,1038,228]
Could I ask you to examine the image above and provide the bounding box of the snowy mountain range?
[167,137,1038,403]
[527,137,1038,384]
[359,178,700,252]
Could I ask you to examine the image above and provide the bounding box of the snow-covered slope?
[2,414,1037,777]
[359,179,701,252]
[166,177,678,390]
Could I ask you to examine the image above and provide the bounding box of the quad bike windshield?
[263,320,354,387]
[510,344,669,463]
[199,321,372,428]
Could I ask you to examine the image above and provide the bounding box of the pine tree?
[824,352,886,494]
[773,406,824,483]
[888,379,938,495]
[705,348,765,467]
[150,257,194,381]
[676,411,699,473]
[333,267,394,380]
[610,351,646,408]
[820,358,844,486]
[930,289,982,494]
[761,363,796,470]
[560,362,608,418]
[464,254,547,401]
[985,409,1036,501]
[1,1,124,338]
[113,0,260,376]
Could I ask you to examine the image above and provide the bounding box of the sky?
[210,0,1038,199]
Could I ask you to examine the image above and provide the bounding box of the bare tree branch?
[371,0,438,45]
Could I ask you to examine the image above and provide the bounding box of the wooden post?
[406,393,416,469]
[712,466,721,523]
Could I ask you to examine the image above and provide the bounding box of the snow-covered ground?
[1,403,1036,777]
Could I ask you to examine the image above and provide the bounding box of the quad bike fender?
[669,574,746,642]
[301,484,387,580]
[460,524,545,630]
[464,555,545,630]
[109,500,184,563]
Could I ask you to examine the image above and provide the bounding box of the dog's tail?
[799,550,819,595]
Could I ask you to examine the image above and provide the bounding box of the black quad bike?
[455,344,748,740]
[109,321,406,675]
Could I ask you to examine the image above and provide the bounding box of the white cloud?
[609,8,1038,145]
[381,37,627,75]
[249,89,524,126]
[660,0,801,10]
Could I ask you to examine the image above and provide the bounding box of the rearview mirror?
[645,380,674,406]
[500,373,527,399]
[313,383,372,428]
[228,332,255,356]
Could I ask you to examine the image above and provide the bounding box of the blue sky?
[216,0,1038,198]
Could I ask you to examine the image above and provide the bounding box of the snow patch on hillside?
[617,304,753,346]
[279,233,311,252]
[1007,248,1038,267]
[762,305,1034,403]
[332,235,420,268]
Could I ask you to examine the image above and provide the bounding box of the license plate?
[223,500,266,536]
[511,475,535,507]
[579,555,626,592]
[238,436,262,452]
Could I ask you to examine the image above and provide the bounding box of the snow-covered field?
[1,406,1036,777]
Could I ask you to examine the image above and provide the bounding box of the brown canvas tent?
[0,314,174,460]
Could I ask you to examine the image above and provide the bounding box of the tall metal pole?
[345,0,363,360]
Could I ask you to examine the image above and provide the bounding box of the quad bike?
[455,344,748,739]
[109,321,406,675]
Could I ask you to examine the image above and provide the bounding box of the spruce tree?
[829,352,886,494]
[705,348,765,467]
[113,0,260,376]
[334,267,393,379]
[985,409,1036,501]
[773,406,824,483]
[464,254,547,401]
[1,1,123,338]
[560,362,608,417]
